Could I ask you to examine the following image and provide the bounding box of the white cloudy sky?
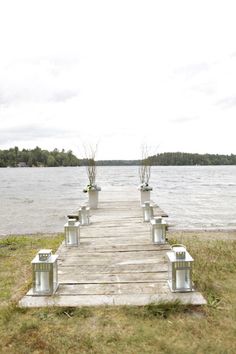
[0,0,236,160]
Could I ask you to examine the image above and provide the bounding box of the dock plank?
[58,271,168,284]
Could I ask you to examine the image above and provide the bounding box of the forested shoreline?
[97,152,236,166]
[0,147,235,167]
[148,152,236,166]
[0,147,80,167]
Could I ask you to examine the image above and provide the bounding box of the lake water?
[0,166,235,235]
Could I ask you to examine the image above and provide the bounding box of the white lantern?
[79,205,90,225]
[166,244,194,292]
[31,249,58,295]
[142,201,154,222]
[64,218,80,246]
[150,217,167,244]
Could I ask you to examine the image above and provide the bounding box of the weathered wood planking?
[57,264,168,274]
[19,187,206,307]
[51,282,169,295]
[59,243,170,253]
[58,259,167,267]
[58,271,168,284]
[58,249,168,259]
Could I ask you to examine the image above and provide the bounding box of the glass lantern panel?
[80,211,89,225]
[176,269,185,289]
[53,262,58,290]
[144,209,150,221]
[35,271,50,292]
[168,261,173,283]
[176,269,191,290]
[67,228,78,245]
[153,226,165,243]
[81,213,86,224]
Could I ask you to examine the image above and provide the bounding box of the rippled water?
[0,166,235,235]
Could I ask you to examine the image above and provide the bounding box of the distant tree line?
[1,148,235,167]
[148,152,236,166]
[83,153,236,166]
[0,147,80,167]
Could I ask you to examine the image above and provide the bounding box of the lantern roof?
[150,217,166,225]
[31,249,58,264]
[64,220,80,227]
[79,206,90,211]
[166,249,193,262]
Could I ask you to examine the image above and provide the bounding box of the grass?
[0,234,64,305]
[0,233,236,353]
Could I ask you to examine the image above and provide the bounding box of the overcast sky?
[0,0,236,160]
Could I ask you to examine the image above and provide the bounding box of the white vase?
[88,190,99,209]
[140,190,151,205]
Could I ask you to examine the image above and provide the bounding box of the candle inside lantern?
[68,229,77,244]
[35,271,50,291]
[35,272,41,291]
[67,219,78,244]
[79,206,90,225]
[153,227,162,243]
[144,209,149,221]
[176,269,186,289]
[142,201,153,222]
[40,272,50,291]
[81,212,87,225]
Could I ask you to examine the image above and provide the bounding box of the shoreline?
[1,229,236,241]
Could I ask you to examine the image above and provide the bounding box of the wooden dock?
[19,188,206,307]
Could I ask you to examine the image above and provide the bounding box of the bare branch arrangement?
[139,144,152,190]
[83,144,100,192]
[85,144,97,185]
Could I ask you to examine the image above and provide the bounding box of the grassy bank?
[0,233,236,354]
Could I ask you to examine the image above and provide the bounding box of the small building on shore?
[17,162,28,167]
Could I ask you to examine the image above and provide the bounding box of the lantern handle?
[171,244,186,250]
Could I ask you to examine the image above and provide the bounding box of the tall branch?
[139,144,151,185]
[83,144,98,186]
